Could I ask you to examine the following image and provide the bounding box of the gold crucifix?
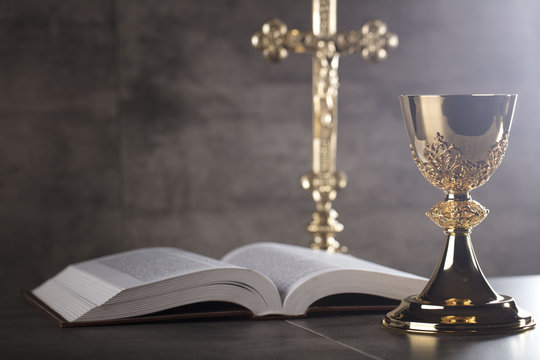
[252,0,398,252]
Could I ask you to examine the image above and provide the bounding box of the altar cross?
[252,0,398,253]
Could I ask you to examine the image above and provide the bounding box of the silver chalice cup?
[382,94,534,334]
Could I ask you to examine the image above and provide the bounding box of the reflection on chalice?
[382,94,535,334]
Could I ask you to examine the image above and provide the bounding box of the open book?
[27,242,426,326]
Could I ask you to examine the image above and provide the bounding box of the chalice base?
[382,231,534,334]
[382,295,534,334]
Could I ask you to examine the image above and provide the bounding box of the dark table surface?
[2,276,540,359]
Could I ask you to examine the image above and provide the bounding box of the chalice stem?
[420,191,499,304]
[419,229,499,305]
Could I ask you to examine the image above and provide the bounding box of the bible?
[25,242,427,327]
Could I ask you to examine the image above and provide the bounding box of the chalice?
[383,94,535,334]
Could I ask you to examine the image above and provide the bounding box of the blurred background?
[1,0,540,293]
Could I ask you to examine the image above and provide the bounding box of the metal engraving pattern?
[426,198,489,230]
[411,132,509,193]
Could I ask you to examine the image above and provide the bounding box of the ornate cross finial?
[252,0,398,253]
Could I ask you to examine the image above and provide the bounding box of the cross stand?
[252,0,398,252]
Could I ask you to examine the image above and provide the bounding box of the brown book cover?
[21,290,398,328]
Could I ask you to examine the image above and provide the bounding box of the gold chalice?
[383,94,535,334]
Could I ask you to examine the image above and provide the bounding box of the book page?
[222,243,343,300]
[76,247,241,289]
[223,242,424,302]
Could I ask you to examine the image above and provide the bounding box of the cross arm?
[251,18,398,63]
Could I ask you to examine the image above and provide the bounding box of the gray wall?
[2,0,540,292]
